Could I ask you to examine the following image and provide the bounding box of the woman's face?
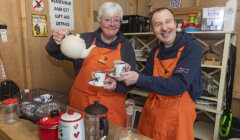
[99,13,121,39]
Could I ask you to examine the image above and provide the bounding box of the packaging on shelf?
[120,15,150,33]
[201,7,225,31]
[223,0,237,32]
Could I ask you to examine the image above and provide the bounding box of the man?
[117,8,202,139]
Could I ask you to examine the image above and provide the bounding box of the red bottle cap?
[2,98,19,105]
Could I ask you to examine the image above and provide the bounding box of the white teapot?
[60,34,95,59]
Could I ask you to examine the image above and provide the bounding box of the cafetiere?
[85,101,109,140]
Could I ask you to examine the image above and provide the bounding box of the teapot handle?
[63,32,68,38]
[100,117,109,137]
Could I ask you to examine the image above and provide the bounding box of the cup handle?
[49,95,54,102]
[100,117,109,137]
[91,72,95,80]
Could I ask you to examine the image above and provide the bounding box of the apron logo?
[98,55,108,64]
[175,67,190,73]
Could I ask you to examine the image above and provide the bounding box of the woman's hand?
[103,77,117,90]
[52,29,69,45]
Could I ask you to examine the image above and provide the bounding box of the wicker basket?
[19,88,68,123]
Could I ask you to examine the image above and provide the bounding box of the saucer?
[88,80,108,87]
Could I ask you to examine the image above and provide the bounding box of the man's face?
[99,14,121,39]
[151,9,177,47]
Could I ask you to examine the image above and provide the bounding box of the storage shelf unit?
[124,31,236,140]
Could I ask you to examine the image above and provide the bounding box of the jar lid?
[2,98,19,105]
[60,110,82,122]
[39,116,60,127]
[39,110,61,127]
[85,101,108,115]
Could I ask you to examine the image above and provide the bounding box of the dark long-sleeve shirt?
[46,28,136,93]
[136,32,203,101]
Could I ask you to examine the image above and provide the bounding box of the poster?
[32,15,48,37]
[48,0,74,30]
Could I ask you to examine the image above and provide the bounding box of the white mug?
[91,71,106,86]
[114,60,126,77]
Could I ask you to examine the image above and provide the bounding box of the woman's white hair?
[97,2,123,21]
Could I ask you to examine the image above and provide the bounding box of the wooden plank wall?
[0,0,28,89]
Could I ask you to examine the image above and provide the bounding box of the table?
[0,107,151,140]
[0,112,38,140]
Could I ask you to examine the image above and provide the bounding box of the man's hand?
[103,77,117,90]
[52,29,69,45]
[116,71,139,86]
[125,62,131,72]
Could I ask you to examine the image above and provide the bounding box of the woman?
[46,2,136,127]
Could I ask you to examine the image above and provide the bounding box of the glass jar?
[2,98,19,124]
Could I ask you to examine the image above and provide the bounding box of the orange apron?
[138,47,196,140]
[69,39,126,127]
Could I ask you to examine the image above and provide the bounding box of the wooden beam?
[20,0,32,89]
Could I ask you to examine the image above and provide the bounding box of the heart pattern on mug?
[74,131,80,138]
[74,124,78,129]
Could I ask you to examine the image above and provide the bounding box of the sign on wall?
[48,0,74,30]
[32,15,48,37]
[32,0,44,11]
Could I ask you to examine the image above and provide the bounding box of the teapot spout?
[81,45,96,58]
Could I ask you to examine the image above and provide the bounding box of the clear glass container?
[114,99,142,140]
[2,98,19,124]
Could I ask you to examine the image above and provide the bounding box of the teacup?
[114,60,126,77]
[91,71,106,86]
[33,94,54,103]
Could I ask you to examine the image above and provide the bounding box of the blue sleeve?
[45,36,73,61]
[46,34,93,75]
[115,38,137,93]
[136,41,203,96]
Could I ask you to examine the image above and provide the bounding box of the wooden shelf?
[123,32,154,36]
[123,31,235,35]
[189,31,235,34]
[129,88,149,97]
[136,57,147,62]
[171,7,202,15]
[199,96,218,102]
[196,104,223,114]
[201,64,222,69]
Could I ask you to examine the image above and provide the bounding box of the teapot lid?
[85,101,108,115]
[60,110,82,122]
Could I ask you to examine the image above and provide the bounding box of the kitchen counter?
[0,112,38,140]
[0,107,152,140]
